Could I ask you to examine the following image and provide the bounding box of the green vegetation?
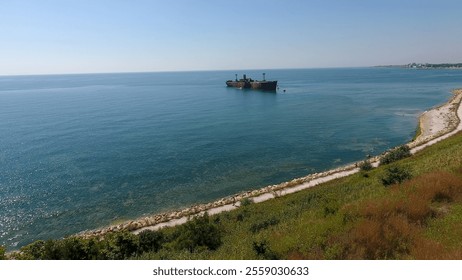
[171,213,222,253]
[0,246,6,260]
[5,132,462,260]
[9,213,222,260]
[359,160,373,173]
[413,123,422,141]
[250,217,280,234]
[381,165,413,186]
[252,240,280,260]
[240,197,253,207]
[380,145,411,165]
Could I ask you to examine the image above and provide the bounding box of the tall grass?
[326,171,462,259]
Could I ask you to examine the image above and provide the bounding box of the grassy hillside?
[6,131,462,260]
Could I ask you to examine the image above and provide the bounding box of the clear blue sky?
[1,0,462,75]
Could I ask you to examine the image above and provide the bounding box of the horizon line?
[0,65,386,78]
[5,62,462,77]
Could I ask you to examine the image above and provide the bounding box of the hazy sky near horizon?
[1,0,462,75]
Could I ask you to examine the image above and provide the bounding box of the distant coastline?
[377,62,462,69]
[77,88,462,239]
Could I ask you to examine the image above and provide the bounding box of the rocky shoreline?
[76,88,462,239]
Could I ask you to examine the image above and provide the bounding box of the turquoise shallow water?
[1,68,461,249]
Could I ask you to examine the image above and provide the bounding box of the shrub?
[173,213,222,252]
[240,197,253,207]
[18,237,107,260]
[381,166,412,187]
[102,231,140,260]
[0,246,7,260]
[138,230,165,253]
[359,160,373,171]
[236,213,245,222]
[380,145,411,165]
[83,238,105,260]
[19,240,46,259]
[56,237,89,260]
[42,240,65,260]
[252,240,279,260]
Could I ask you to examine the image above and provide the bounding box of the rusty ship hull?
[226,74,277,91]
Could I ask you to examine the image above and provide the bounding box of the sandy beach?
[78,88,462,238]
[409,89,462,153]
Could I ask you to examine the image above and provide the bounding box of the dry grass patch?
[330,171,462,259]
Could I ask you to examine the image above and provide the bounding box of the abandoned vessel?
[226,73,277,91]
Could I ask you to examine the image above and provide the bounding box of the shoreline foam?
[77,88,462,238]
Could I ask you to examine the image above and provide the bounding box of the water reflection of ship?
[226,73,277,91]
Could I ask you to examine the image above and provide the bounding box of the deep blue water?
[1,68,461,249]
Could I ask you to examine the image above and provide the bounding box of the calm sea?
[1,68,461,249]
